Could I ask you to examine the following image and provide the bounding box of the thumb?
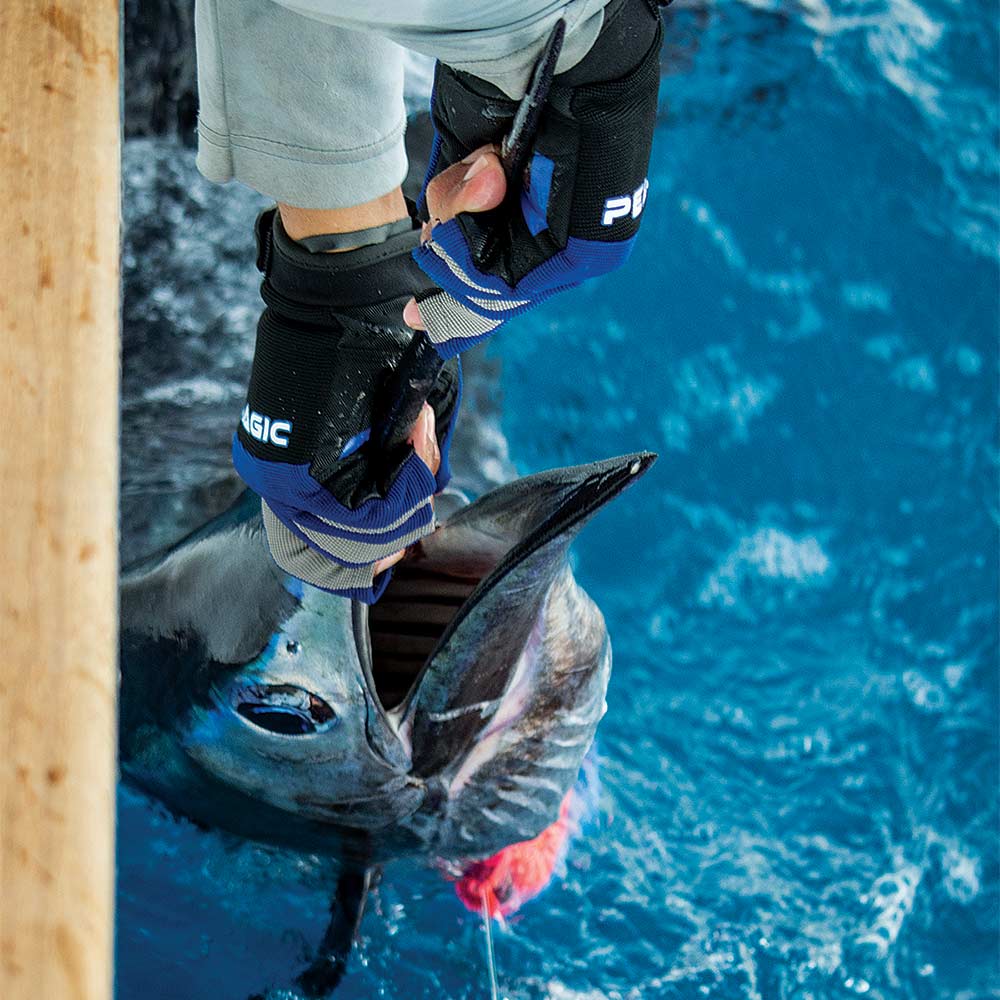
[424,144,506,223]
[407,145,507,331]
[371,404,440,576]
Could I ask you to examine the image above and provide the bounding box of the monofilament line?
[481,892,501,1000]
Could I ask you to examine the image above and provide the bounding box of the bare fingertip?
[403,298,425,330]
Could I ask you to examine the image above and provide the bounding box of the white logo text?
[242,405,292,448]
[601,179,649,226]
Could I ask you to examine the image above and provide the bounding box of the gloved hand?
[232,207,462,603]
[409,0,663,358]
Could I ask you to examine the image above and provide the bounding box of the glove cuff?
[255,207,437,320]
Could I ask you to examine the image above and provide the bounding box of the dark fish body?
[119,454,654,864]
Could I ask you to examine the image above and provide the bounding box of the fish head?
[119,494,419,835]
[119,452,655,851]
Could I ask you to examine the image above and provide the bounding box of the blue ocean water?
[116,0,999,997]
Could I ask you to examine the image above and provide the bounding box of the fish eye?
[235,684,335,736]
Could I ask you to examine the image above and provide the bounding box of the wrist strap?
[296,216,417,253]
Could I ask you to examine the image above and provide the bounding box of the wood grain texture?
[0,3,119,999]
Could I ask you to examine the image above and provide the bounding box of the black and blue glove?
[232,208,461,603]
[412,0,663,358]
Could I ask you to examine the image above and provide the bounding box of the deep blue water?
[117,0,999,997]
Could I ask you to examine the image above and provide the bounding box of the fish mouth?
[296,780,419,810]
[294,775,426,828]
[354,553,483,715]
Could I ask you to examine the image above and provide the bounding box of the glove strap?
[254,207,436,317]
[296,216,416,254]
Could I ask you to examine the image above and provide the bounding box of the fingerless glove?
[413,0,663,356]
[233,208,461,602]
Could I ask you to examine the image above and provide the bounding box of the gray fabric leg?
[273,0,610,98]
[194,0,407,207]
[194,0,613,205]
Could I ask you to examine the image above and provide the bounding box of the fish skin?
[118,452,655,863]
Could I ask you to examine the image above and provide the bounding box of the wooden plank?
[0,3,120,999]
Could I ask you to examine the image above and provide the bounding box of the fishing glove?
[412,0,663,358]
[233,208,462,603]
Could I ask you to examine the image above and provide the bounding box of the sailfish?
[119,451,654,995]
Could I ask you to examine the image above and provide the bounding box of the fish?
[119,451,653,995]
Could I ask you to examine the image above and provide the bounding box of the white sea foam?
[841,282,892,313]
[141,376,243,407]
[943,662,969,690]
[952,346,983,377]
[659,345,782,452]
[678,195,823,340]
[940,840,982,904]
[864,0,944,115]
[856,858,922,957]
[864,334,905,362]
[798,0,997,259]
[891,356,938,394]
[901,670,947,712]
[700,528,833,608]
[544,984,613,1000]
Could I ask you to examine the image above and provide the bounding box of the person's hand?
[406,0,663,358]
[401,146,506,331]
[372,402,440,576]
[233,208,460,603]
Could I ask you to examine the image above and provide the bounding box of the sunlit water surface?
[117,0,999,996]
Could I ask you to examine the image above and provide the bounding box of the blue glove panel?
[413,192,639,358]
[235,442,439,602]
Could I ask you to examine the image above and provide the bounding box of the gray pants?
[195,0,609,208]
